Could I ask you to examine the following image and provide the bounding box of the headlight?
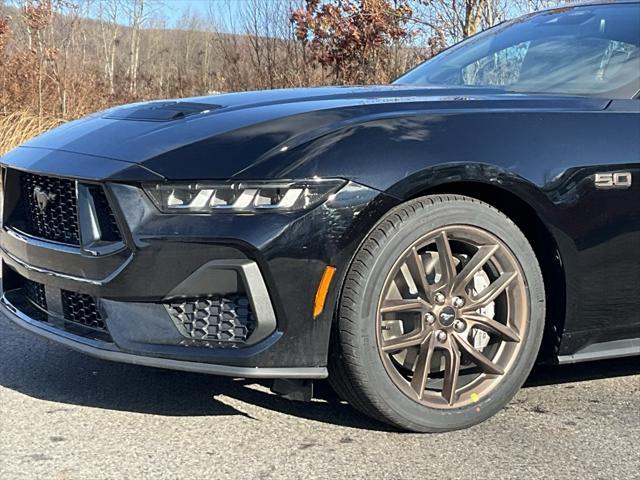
[144,179,346,213]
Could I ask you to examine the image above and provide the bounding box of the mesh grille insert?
[23,278,47,311]
[19,172,80,245]
[61,290,107,332]
[5,267,111,341]
[166,296,255,345]
[10,171,123,245]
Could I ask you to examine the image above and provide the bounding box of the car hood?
[14,85,609,181]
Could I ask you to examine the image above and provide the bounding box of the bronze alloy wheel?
[330,195,545,431]
[376,225,528,409]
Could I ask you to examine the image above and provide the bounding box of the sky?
[81,0,542,37]
[161,0,256,27]
[164,0,212,19]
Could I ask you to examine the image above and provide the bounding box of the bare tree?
[0,5,10,115]
[21,0,54,122]
[122,0,161,95]
[0,0,569,129]
[96,0,121,95]
[47,0,86,117]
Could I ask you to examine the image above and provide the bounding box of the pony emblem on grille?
[32,186,57,212]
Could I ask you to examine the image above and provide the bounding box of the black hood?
[13,85,608,181]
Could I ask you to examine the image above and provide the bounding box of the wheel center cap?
[439,306,456,327]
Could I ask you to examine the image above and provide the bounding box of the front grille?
[7,171,123,246]
[19,172,80,245]
[61,290,107,332]
[23,278,47,311]
[166,296,255,345]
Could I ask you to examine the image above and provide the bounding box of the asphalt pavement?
[0,313,638,480]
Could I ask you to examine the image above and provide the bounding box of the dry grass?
[0,112,63,156]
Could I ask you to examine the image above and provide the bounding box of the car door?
[555,98,640,356]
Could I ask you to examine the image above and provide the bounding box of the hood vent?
[104,101,221,122]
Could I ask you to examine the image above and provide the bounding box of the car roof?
[546,0,639,8]
[519,1,639,28]
[573,0,638,4]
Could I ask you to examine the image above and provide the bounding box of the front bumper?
[0,148,398,377]
[0,291,325,378]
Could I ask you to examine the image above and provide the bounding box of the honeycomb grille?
[61,290,107,332]
[19,172,80,245]
[166,296,255,344]
[23,278,47,311]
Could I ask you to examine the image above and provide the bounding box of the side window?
[462,41,530,87]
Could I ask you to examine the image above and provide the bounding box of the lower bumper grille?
[62,290,107,332]
[166,296,255,345]
[7,270,110,340]
[24,277,47,311]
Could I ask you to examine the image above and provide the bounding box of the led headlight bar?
[144,179,346,213]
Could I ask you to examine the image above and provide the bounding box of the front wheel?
[329,194,545,432]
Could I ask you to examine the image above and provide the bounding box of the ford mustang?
[1,1,638,432]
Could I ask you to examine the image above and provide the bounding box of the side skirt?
[558,338,640,364]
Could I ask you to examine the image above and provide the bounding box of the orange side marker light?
[313,266,337,318]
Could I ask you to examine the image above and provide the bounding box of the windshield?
[395,4,640,98]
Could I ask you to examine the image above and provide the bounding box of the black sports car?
[1,1,638,432]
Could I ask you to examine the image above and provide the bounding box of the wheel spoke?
[465,270,517,309]
[380,299,426,314]
[464,313,521,343]
[376,224,528,410]
[452,244,499,294]
[442,338,461,405]
[402,348,419,370]
[404,247,432,302]
[410,333,435,399]
[434,231,457,294]
[454,335,504,375]
[381,327,427,353]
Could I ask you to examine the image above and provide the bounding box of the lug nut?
[453,296,465,308]
[425,312,436,325]
[434,292,446,304]
[453,320,466,332]
[436,330,447,342]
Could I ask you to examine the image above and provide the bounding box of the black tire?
[329,194,545,432]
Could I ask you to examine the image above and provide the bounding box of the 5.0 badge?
[594,172,632,190]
